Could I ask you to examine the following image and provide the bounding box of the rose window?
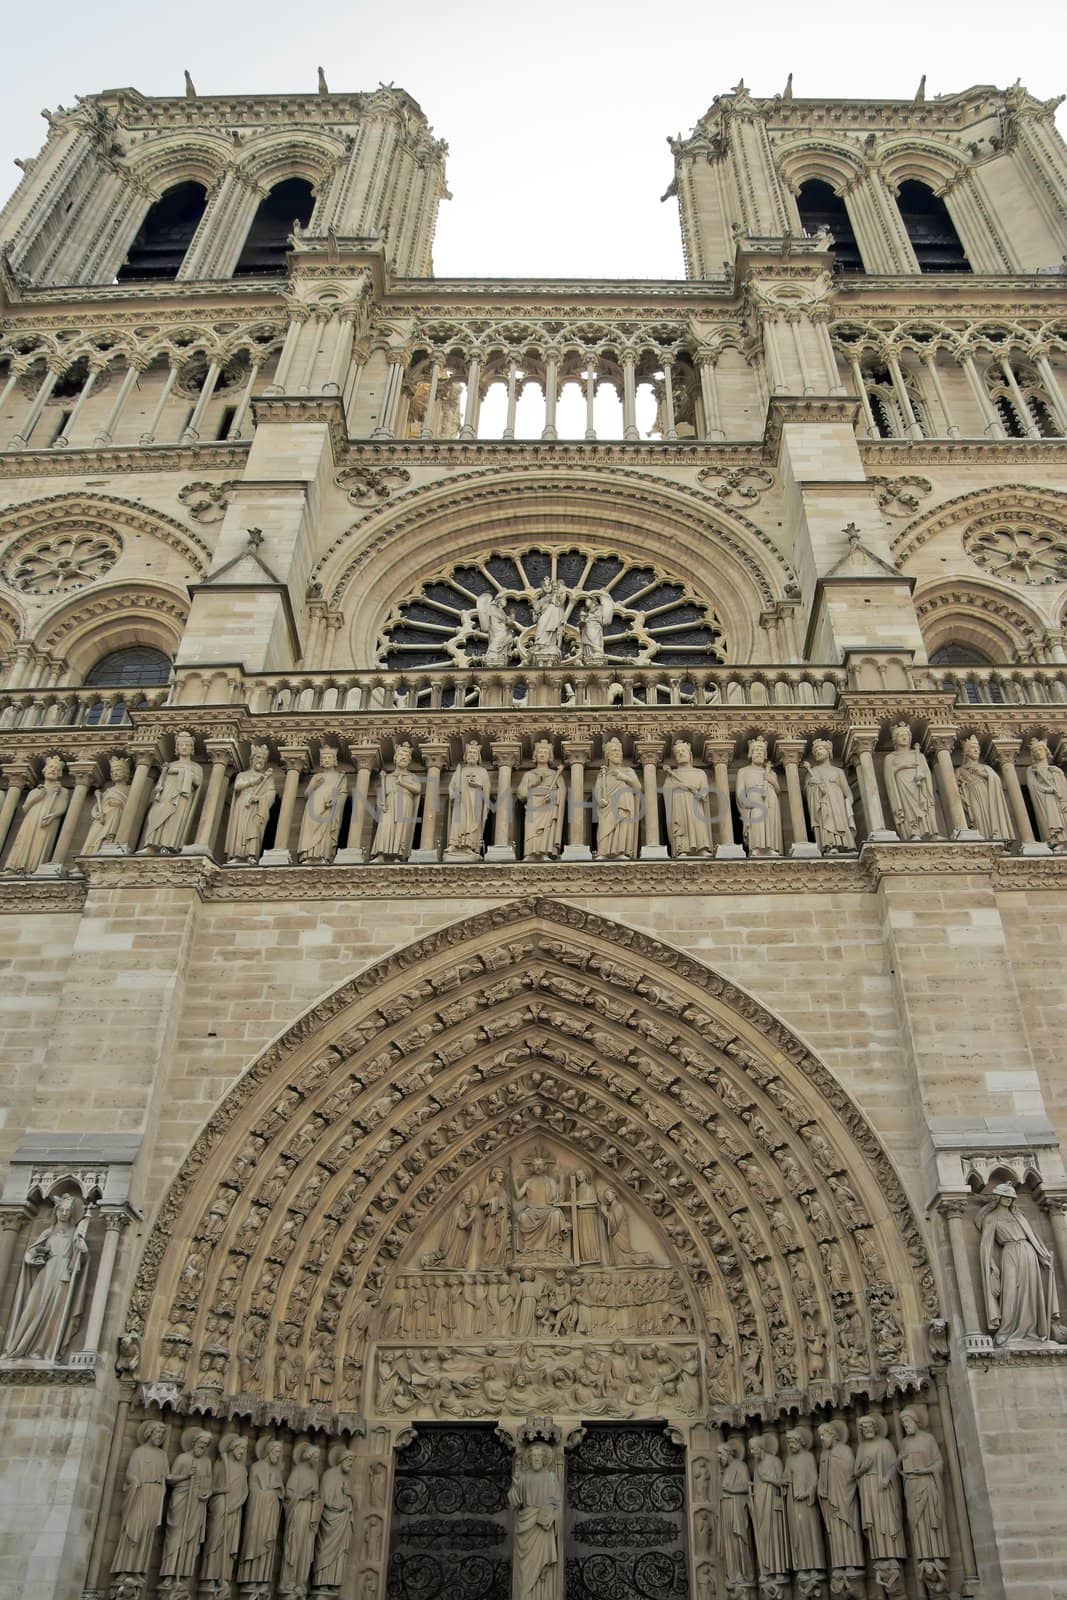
[376,548,727,670]
[4,529,121,594]
[963,520,1067,587]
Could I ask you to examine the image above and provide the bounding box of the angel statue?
[576,593,614,665]
[474,592,519,668]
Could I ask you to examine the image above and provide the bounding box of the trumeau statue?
[854,1415,905,1565]
[225,744,277,864]
[312,1445,356,1589]
[517,740,567,860]
[445,740,491,859]
[508,1442,563,1600]
[803,739,857,852]
[882,722,940,841]
[594,737,642,859]
[280,1441,322,1592]
[957,735,1013,841]
[160,1428,213,1581]
[200,1433,248,1587]
[82,755,130,854]
[717,1438,756,1588]
[1027,738,1067,849]
[816,1419,864,1574]
[663,739,715,857]
[736,736,782,856]
[749,1433,790,1581]
[977,1181,1059,1342]
[297,746,347,864]
[112,1422,170,1577]
[784,1425,825,1576]
[898,1405,948,1590]
[5,755,68,872]
[141,732,202,853]
[2,1192,89,1362]
[371,741,422,860]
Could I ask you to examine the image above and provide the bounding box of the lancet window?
[234,178,316,276]
[860,362,930,439]
[985,358,1059,439]
[895,180,970,273]
[116,182,208,282]
[795,179,864,272]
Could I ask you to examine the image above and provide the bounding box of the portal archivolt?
[130,900,938,1426]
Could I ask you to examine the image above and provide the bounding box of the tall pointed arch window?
[234,178,315,276]
[116,182,207,281]
[796,179,864,272]
[896,180,970,272]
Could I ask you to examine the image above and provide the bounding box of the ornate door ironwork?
[565,1424,690,1599]
[386,1424,513,1599]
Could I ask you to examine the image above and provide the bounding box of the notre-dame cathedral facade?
[0,72,1065,1600]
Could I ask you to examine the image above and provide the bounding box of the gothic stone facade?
[0,77,1065,1600]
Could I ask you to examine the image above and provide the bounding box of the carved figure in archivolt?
[737,737,782,856]
[5,755,68,872]
[141,732,202,853]
[112,1422,170,1577]
[717,1438,756,1588]
[2,1192,88,1361]
[371,741,421,861]
[594,737,642,860]
[297,746,347,864]
[957,735,1013,841]
[663,739,715,857]
[225,744,276,864]
[883,723,939,841]
[509,1441,563,1600]
[750,1433,790,1581]
[160,1428,213,1581]
[977,1181,1059,1343]
[313,1444,356,1589]
[803,739,857,852]
[517,741,566,860]
[816,1419,864,1573]
[446,740,491,859]
[238,1437,285,1586]
[280,1441,322,1591]
[784,1425,825,1575]
[82,755,130,854]
[898,1406,948,1589]
[201,1433,248,1587]
[1027,738,1067,849]
[854,1415,904,1565]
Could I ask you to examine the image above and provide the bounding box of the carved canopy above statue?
[128,901,939,1425]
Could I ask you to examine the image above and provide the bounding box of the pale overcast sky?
[1,0,1064,280]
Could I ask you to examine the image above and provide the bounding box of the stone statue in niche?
[4,755,68,873]
[313,1444,356,1588]
[898,1405,948,1594]
[882,723,939,841]
[854,1415,905,1568]
[225,744,277,864]
[749,1434,790,1582]
[371,741,422,861]
[1027,738,1067,849]
[594,737,642,860]
[815,1419,864,1575]
[201,1433,249,1587]
[527,576,569,666]
[956,735,1013,841]
[784,1425,825,1577]
[445,740,491,860]
[82,755,131,854]
[141,732,203,853]
[237,1437,285,1586]
[281,1441,323,1591]
[2,1192,89,1362]
[508,1441,563,1600]
[475,591,519,667]
[717,1438,756,1589]
[517,741,567,860]
[576,592,613,665]
[663,740,715,857]
[160,1428,213,1582]
[977,1180,1059,1343]
[736,737,782,856]
[112,1422,171,1577]
[297,746,347,864]
[803,739,857,853]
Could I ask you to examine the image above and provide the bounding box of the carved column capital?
[562,740,594,765]
[935,1195,971,1221]
[68,759,101,789]
[922,724,961,757]
[417,741,450,772]
[1040,1193,1067,1217]
[634,738,666,766]
[773,738,806,766]
[988,736,1022,766]
[278,744,311,773]
[703,738,737,765]
[843,727,879,764]
[349,744,381,774]
[490,740,523,767]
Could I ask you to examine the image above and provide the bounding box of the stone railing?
[909,663,1067,705]
[0,685,170,730]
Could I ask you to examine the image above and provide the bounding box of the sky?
[1,0,1064,281]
